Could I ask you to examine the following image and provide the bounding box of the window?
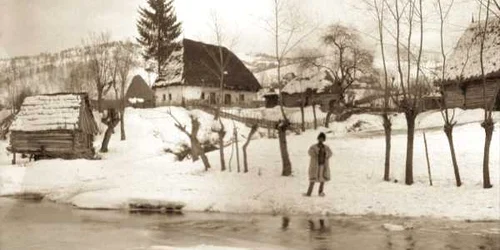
[201,92,205,100]
[162,94,166,102]
[239,94,245,102]
[209,93,216,104]
[224,94,231,105]
[169,94,172,101]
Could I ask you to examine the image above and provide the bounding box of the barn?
[125,75,155,108]
[8,93,99,161]
[444,18,500,110]
[153,39,261,107]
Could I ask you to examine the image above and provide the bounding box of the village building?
[444,18,500,110]
[125,75,155,108]
[263,70,341,110]
[153,39,261,107]
[8,93,98,161]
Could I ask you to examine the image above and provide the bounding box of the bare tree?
[386,0,428,185]
[83,32,114,112]
[114,41,137,141]
[202,11,238,172]
[306,24,375,127]
[167,110,211,171]
[435,0,461,187]
[264,0,316,176]
[364,0,394,181]
[478,0,494,189]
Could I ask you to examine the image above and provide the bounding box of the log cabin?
[8,93,98,161]
[153,39,262,107]
[444,18,500,110]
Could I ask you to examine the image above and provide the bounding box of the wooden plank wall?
[10,131,94,158]
[444,80,500,109]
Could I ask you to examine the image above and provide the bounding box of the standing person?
[304,132,332,197]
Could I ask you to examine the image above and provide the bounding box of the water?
[0,198,499,250]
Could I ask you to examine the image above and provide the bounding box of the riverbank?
[1,198,499,250]
[0,107,499,221]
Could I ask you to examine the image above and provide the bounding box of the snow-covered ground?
[0,107,499,221]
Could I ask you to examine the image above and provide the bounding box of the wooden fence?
[186,102,330,131]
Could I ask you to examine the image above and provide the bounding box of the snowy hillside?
[0,107,499,220]
[0,42,148,106]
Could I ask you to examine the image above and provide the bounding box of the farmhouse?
[153,39,261,107]
[125,75,155,108]
[8,93,98,161]
[444,18,500,110]
[264,70,340,109]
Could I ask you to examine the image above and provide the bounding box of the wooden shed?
[8,93,99,160]
[444,18,500,110]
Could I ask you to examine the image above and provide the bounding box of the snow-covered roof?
[154,47,184,87]
[10,93,94,132]
[281,71,334,94]
[446,18,500,81]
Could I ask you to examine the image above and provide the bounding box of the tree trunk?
[300,105,305,132]
[444,123,461,187]
[100,127,114,153]
[312,104,317,130]
[100,109,120,153]
[243,125,258,173]
[198,142,211,171]
[481,117,494,189]
[120,110,126,141]
[382,113,392,181]
[325,111,332,128]
[190,137,200,162]
[278,121,292,176]
[97,88,103,112]
[404,111,416,185]
[218,128,226,171]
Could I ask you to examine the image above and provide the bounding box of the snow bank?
[0,107,499,221]
[149,246,248,250]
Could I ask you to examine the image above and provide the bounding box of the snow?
[9,94,82,132]
[149,246,248,250]
[0,107,499,221]
[446,18,500,80]
[382,223,405,231]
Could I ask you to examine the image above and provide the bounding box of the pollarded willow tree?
[478,0,495,189]
[136,0,182,77]
[436,0,462,187]
[364,0,395,181]
[385,0,429,185]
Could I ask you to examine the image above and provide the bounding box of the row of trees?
[82,32,137,151]
[366,0,496,188]
[132,0,496,189]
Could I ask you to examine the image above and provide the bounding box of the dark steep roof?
[154,39,261,92]
[126,75,155,101]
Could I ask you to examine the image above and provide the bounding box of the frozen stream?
[0,198,499,250]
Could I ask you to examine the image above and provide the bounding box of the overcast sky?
[0,0,478,59]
